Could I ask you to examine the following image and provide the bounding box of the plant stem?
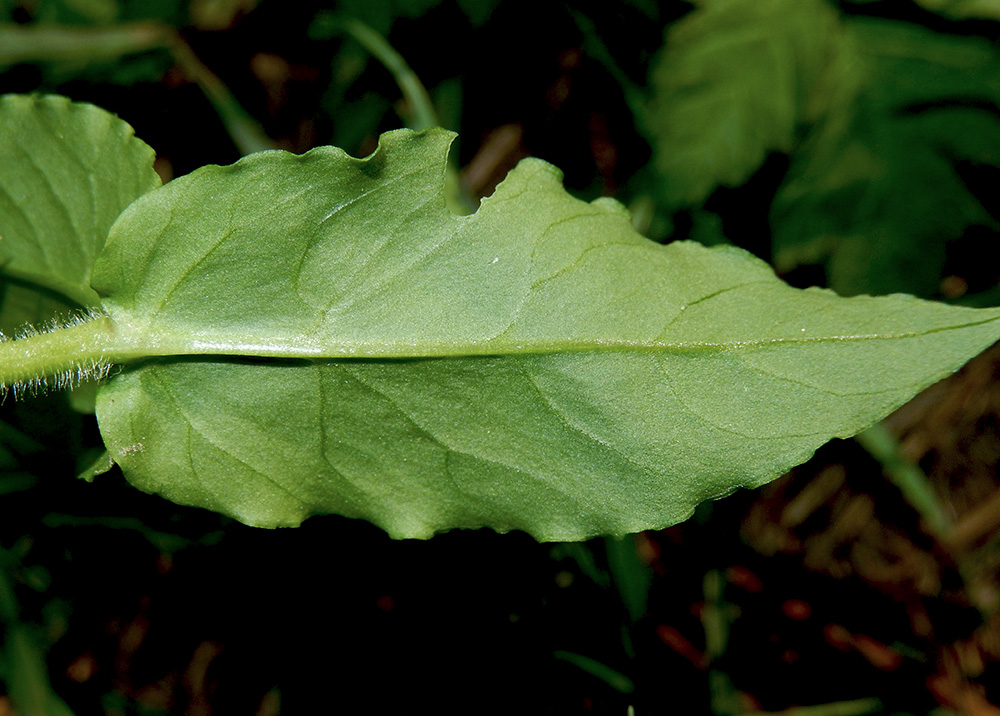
[854,422,953,541]
[332,16,439,131]
[703,569,743,716]
[0,21,274,156]
[551,650,635,694]
[0,21,167,66]
[322,15,477,213]
[735,697,882,716]
[165,33,276,155]
[0,316,116,393]
[566,9,650,129]
[605,535,651,623]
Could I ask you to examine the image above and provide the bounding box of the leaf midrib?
[127,315,1000,361]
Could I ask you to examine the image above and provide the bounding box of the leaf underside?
[87,127,1000,540]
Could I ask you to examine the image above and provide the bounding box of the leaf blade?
[0,93,159,328]
[88,132,1000,538]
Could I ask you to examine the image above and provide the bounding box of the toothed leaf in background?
[645,0,852,208]
[771,20,1000,298]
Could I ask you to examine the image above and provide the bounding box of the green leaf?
[1,626,78,716]
[0,280,76,338]
[0,562,77,716]
[771,19,1000,297]
[646,0,853,207]
[912,0,1000,20]
[0,94,160,324]
[60,0,120,23]
[75,128,1000,540]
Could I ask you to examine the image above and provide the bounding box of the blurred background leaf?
[772,19,1000,299]
[645,0,853,209]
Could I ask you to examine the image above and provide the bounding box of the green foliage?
[773,19,1000,296]
[314,0,499,36]
[0,1,185,87]
[646,0,850,207]
[0,94,159,332]
[0,604,76,716]
[645,0,1000,298]
[309,1,497,155]
[883,0,1000,21]
[3,97,1000,540]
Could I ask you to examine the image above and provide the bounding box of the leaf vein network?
[294,166,436,306]
[312,366,391,509]
[340,365,586,510]
[526,214,637,290]
[39,110,104,255]
[522,364,652,477]
[316,162,429,226]
[316,191,442,317]
[151,368,313,507]
[5,141,81,271]
[732,351,890,397]
[150,226,237,318]
[661,364,820,443]
[147,180,315,315]
[340,366,453,452]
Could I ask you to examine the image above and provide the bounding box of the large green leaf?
[645,0,854,208]
[79,128,1000,540]
[771,19,1000,297]
[0,94,159,330]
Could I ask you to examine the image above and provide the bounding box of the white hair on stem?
[0,307,112,400]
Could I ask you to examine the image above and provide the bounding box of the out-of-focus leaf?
[0,0,184,85]
[913,0,1000,20]
[29,0,184,25]
[772,19,1000,297]
[61,0,119,23]
[456,0,500,25]
[314,0,440,37]
[0,21,169,71]
[0,564,76,716]
[645,0,855,208]
[189,0,258,30]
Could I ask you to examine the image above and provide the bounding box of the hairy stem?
[0,316,118,393]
